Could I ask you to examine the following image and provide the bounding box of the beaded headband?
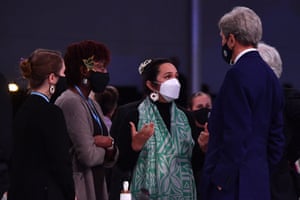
[138,59,152,75]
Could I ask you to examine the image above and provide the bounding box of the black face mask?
[56,76,67,92]
[221,43,233,64]
[88,71,110,93]
[192,108,211,125]
[50,76,67,103]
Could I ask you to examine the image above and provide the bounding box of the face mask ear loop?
[152,80,160,86]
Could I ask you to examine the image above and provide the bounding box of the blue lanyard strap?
[31,91,50,103]
[74,86,103,132]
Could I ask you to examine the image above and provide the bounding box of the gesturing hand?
[197,122,209,152]
[129,121,155,151]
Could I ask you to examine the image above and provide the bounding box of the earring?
[49,85,55,95]
[82,78,88,85]
[150,92,159,102]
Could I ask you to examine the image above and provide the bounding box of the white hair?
[257,42,283,78]
[219,6,262,46]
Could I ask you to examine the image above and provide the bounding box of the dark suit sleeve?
[42,107,75,200]
[267,87,285,172]
[210,70,249,189]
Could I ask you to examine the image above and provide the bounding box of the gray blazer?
[56,89,118,200]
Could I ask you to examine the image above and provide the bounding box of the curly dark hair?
[64,40,111,87]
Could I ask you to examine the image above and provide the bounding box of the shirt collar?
[232,48,257,64]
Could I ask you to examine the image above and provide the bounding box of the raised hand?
[197,122,209,152]
[129,121,155,151]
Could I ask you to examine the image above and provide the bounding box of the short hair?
[257,42,283,78]
[19,49,63,89]
[187,91,211,110]
[64,40,110,87]
[218,6,262,47]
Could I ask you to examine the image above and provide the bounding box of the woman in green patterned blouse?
[110,58,199,200]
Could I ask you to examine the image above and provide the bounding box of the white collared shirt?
[232,48,257,65]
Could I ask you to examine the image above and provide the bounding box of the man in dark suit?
[0,72,12,198]
[200,7,285,200]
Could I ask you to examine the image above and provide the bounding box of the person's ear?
[48,73,57,85]
[146,80,157,92]
[228,33,236,49]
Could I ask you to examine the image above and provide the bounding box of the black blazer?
[270,87,300,200]
[9,95,75,200]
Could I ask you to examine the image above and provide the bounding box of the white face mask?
[159,78,181,102]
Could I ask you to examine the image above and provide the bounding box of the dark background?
[1,0,300,102]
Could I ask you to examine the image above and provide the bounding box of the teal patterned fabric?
[131,97,196,199]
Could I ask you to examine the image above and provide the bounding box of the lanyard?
[74,86,103,133]
[31,91,50,103]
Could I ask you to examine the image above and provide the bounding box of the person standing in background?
[258,42,300,200]
[187,91,212,112]
[187,91,211,200]
[0,73,12,199]
[8,49,75,200]
[91,85,119,131]
[187,91,211,151]
[55,40,118,200]
[201,6,285,200]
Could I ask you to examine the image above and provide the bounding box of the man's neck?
[231,44,256,64]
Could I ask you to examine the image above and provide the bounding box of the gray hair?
[218,6,262,47]
[257,42,283,78]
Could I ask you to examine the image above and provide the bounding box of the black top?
[9,95,75,200]
[270,87,300,199]
[284,87,300,163]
